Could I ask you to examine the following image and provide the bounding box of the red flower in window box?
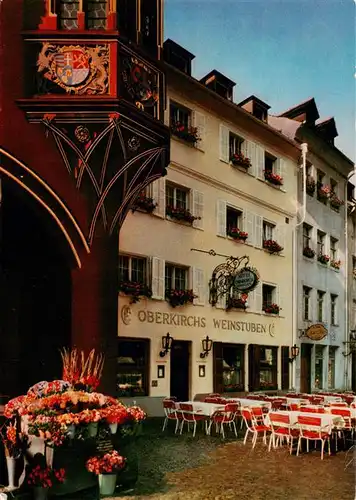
[230,152,251,169]
[165,289,197,308]
[330,194,344,210]
[303,246,315,259]
[227,294,248,311]
[166,205,200,224]
[132,193,157,213]
[330,259,341,270]
[224,384,244,393]
[317,184,331,200]
[119,281,152,304]
[263,239,283,254]
[227,227,248,241]
[263,303,281,315]
[317,254,330,265]
[264,170,283,186]
[171,122,200,144]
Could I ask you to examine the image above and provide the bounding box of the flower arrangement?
[227,227,248,241]
[166,205,200,224]
[60,348,104,392]
[263,303,281,315]
[318,254,330,265]
[317,184,331,201]
[1,423,23,458]
[264,170,283,186]
[230,152,251,169]
[27,464,66,488]
[119,281,152,304]
[330,259,341,270]
[303,246,315,259]
[165,289,197,308]
[126,406,147,422]
[171,122,200,144]
[306,176,316,195]
[86,450,125,475]
[132,192,157,213]
[330,194,344,210]
[263,239,283,254]
[226,294,248,311]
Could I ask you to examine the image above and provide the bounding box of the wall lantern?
[159,333,173,357]
[200,335,213,358]
[342,330,356,357]
[289,344,300,363]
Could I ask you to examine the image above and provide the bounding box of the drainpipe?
[292,143,308,390]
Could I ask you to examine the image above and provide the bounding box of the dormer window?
[254,104,267,122]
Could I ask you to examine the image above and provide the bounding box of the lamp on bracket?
[159,333,173,358]
[289,344,300,363]
[200,335,213,358]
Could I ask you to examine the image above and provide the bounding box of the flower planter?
[263,240,283,254]
[99,473,117,496]
[330,196,344,211]
[227,229,248,241]
[330,260,341,270]
[165,289,196,308]
[33,487,48,500]
[132,195,157,214]
[230,154,251,169]
[263,304,281,315]
[88,422,98,438]
[303,247,315,259]
[109,423,118,435]
[166,206,199,224]
[6,456,16,489]
[119,281,152,304]
[318,255,330,265]
[171,124,200,145]
[227,298,247,310]
[264,171,283,186]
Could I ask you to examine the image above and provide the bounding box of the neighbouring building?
[270,99,354,392]
[347,180,356,391]
[118,39,302,415]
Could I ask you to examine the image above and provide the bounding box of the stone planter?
[6,456,16,489]
[99,473,117,496]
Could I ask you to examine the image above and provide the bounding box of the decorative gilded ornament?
[128,136,140,152]
[75,126,91,143]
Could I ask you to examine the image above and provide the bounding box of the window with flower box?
[169,101,201,145]
[317,230,326,258]
[165,183,198,224]
[317,290,325,322]
[303,286,311,321]
[317,170,328,203]
[117,338,150,397]
[263,152,283,186]
[302,223,315,258]
[229,132,243,157]
[226,207,247,241]
[229,133,251,169]
[330,294,338,325]
[248,345,278,391]
[330,237,338,261]
[262,284,280,314]
[263,221,274,241]
[118,255,151,302]
[165,264,187,291]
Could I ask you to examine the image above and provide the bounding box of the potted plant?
[306,176,316,195]
[226,294,248,310]
[264,170,283,186]
[171,122,200,144]
[263,303,281,315]
[330,259,341,270]
[318,254,330,265]
[119,281,152,304]
[27,458,66,500]
[230,152,251,169]
[303,246,315,259]
[227,227,248,241]
[317,184,330,202]
[132,192,157,213]
[330,194,344,211]
[86,450,126,496]
[165,289,197,308]
[263,239,283,254]
[166,205,200,224]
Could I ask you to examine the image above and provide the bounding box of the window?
[166,183,188,211]
[314,345,325,389]
[58,0,79,29]
[170,102,191,129]
[303,223,312,248]
[117,338,149,397]
[119,255,147,284]
[86,0,107,29]
[317,170,326,202]
[348,183,354,202]
[317,290,325,322]
[221,344,245,392]
[330,294,338,325]
[328,347,336,389]
[226,206,243,234]
[262,284,275,309]
[263,221,275,241]
[165,264,188,291]
[229,132,244,158]
[303,286,311,321]
[330,237,338,261]
[317,230,325,255]
[264,152,276,175]
[259,347,277,390]
[306,163,312,178]
[330,178,338,196]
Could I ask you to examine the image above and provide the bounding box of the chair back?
[297,415,325,437]
[289,403,300,411]
[224,403,240,414]
[269,412,290,426]
[300,406,325,414]
[251,407,264,419]
[204,397,219,403]
[179,403,193,412]
[330,407,352,427]
[163,400,176,410]
[271,399,285,410]
[328,402,348,408]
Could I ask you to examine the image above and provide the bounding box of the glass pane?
[118,255,130,281]
[175,188,187,209]
[174,267,186,290]
[328,349,336,388]
[166,185,174,207]
[222,345,243,391]
[131,258,146,283]
[165,264,173,290]
[59,0,79,30]
[117,340,147,397]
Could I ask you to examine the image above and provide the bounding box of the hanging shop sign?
[233,267,260,293]
[305,324,328,341]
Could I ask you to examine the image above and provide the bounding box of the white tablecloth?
[228,398,272,409]
[323,395,343,403]
[286,397,309,405]
[177,401,225,416]
[266,410,344,430]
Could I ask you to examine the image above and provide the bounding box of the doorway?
[170,340,191,402]
[300,343,312,393]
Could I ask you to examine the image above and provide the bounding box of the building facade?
[347,181,356,390]
[118,41,301,414]
[271,100,354,392]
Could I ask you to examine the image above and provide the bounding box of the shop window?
[303,286,311,321]
[248,345,277,391]
[119,255,147,284]
[330,294,338,325]
[229,132,244,158]
[314,345,325,389]
[165,264,188,291]
[213,342,245,393]
[328,347,336,388]
[117,338,150,397]
[317,290,325,322]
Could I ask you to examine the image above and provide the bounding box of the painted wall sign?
[305,324,328,341]
[233,267,259,293]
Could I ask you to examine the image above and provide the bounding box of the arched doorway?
[0,177,72,397]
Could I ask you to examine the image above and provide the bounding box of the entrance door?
[300,344,312,393]
[170,340,190,401]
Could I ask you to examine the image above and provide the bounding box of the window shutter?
[191,267,205,306]
[255,144,265,180]
[164,96,170,127]
[247,289,255,311]
[151,177,166,218]
[275,286,280,310]
[281,346,290,390]
[276,158,286,190]
[300,286,305,321]
[245,140,256,177]
[215,293,227,309]
[243,211,255,246]
[191,189,204,229]
[311,227,317,252]
[248,344,260,392]
[312,289,317,322]
[254,215,263,248]
[150,257,165,300]
[216,199,227,237]
[219,124,229,163]
[276,224,286,254]
[324,235,330,258]
[213,342,224,393]
[255,282,263,312]
[193,111,206,151]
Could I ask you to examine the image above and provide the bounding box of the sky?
[164,0,355,162]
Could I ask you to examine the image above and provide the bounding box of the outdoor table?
[228,397,272,409]
[323,395,343,403]
[177,401,225,416]
[286,397,309,405]
[265,410,344,430]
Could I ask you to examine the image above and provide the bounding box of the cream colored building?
[117,40,300,414]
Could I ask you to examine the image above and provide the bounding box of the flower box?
[317,254,330,265]
[132,193,157,213]
[303,247,315,259]
[171,122,200,145]
[263,303,281,315]
[226,297,248,310]
[317,184,330,201]
[230,152,251,169]
[330,259,341,270]
[166,205,199,224]
[227,227,248,241]
[263,239,283,254]
[119,281,152,304]
[306,176,316,195]
[264,171,283,186]
[165,289,197,308]
[223,384,244,392]
[330,194,344,211]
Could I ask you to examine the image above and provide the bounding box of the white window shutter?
[255,282,263,312]
[219,124,229,163]
[255,144,265,179]
[300,286,305,320]
[151,177,166,218]
[324,235,330,257]
[192,267,205,305]
[243,211,255,246]
[254,215,263,248]
[275,286,280,308]
[247,289,255,311]
[312,289,317,322]
[164,96,170,127]
[276,158,286,190]
[193,111,206,151]
[245,140,256,177]
[216,199,227,237]
[191,189,204,229]
[151,257,165,300]
[276,224,286,254]
[215,293,227,309]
